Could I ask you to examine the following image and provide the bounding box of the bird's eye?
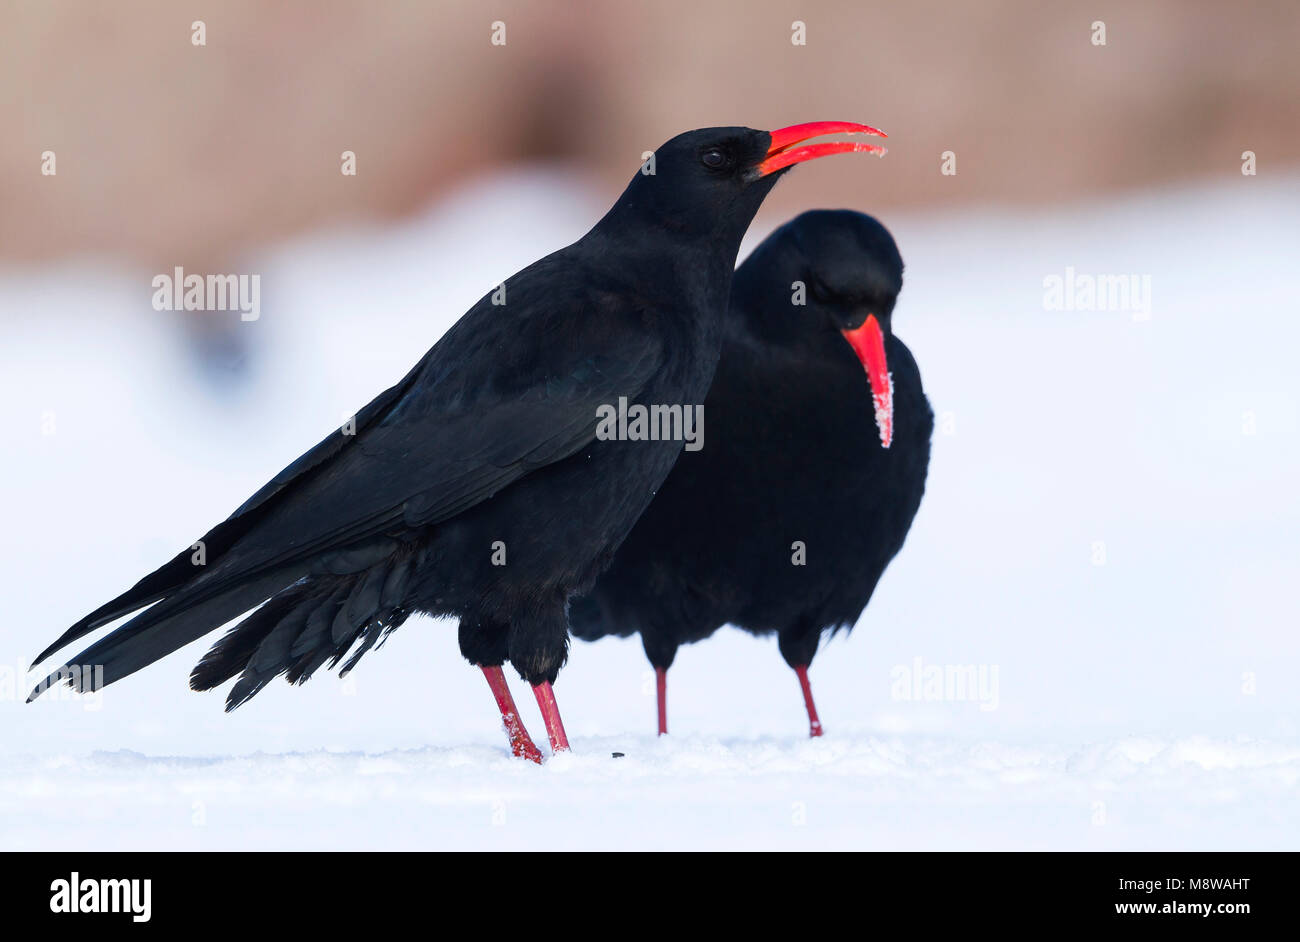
[701,148,728,169]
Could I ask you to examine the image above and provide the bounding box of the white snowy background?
[2,168,1297,850]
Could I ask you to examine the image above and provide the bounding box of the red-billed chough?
[28,125,887,761]
[570,210,931,737]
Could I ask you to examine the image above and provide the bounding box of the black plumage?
[29,124,887,758]
[570,210,932,736]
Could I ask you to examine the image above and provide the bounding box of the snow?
[2,168,1298,850]
[4,734,1297,850]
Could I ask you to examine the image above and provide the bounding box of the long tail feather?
[189,557,412,711]
[27,567,298,701]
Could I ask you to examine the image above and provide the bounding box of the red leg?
[480,665,543,763]
[793,664,824,738]
[656,666,668,736]
[531,681,571,753]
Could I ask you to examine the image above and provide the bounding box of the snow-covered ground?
[2,168,1297,850]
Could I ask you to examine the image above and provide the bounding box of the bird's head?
[604,123,887,244]
[735,209,905,448]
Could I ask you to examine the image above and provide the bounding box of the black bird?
[570,210,931,737]
[29,124,887,761]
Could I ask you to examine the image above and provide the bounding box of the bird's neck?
[730,278,809,347]
[585,229,740,311]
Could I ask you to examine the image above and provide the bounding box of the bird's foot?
[480,665,544,763]
[531,680,570,753]
[656,666,668,736]
[793,664,825,739]
[506,717,545,763]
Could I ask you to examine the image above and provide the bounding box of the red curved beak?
[842,314,893,448]
[758,121,888,177]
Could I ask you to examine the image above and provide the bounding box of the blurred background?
[2,0,1299,848]
[4,0,1299,267]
